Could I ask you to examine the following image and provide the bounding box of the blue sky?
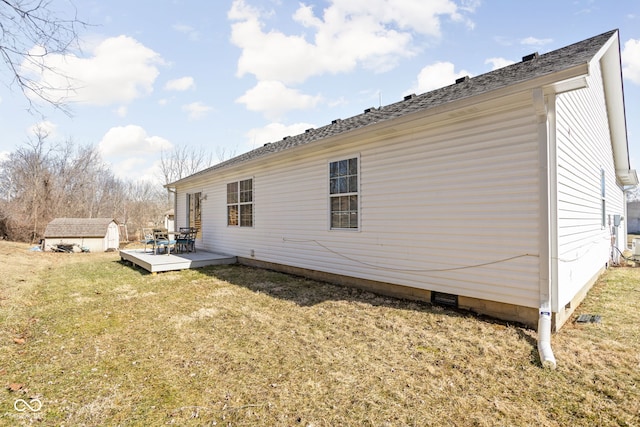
[1,0,639,183]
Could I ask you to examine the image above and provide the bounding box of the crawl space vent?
[576,314,601,324]
[431,291,458,308]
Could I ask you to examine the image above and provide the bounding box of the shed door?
[107,223,119,249]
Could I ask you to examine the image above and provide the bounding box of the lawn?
[0,240,638,426]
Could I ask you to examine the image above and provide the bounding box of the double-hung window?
[227,178,253,227]
[329,157,359,229]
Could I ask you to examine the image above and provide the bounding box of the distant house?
[168,30,636,343]
[43,218,120,252]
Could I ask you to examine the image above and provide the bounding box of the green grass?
[0,240,639,426]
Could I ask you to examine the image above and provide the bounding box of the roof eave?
[597,31,635,183]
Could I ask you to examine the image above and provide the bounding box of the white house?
[43,218,120,252]
[168,30,636,366]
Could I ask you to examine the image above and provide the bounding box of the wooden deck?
[120,249,236,273]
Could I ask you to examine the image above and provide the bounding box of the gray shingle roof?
[44,218,117,238]
[174,29,617,185]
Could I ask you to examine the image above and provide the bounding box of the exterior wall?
[43,237,105,252]
[177,94,544,310]
[554,60,626,311]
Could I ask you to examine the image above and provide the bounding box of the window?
[227,178,253,227]
[329,157,358,229]
[601,168,606,228]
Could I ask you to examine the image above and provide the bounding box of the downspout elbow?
[537,308,556,369]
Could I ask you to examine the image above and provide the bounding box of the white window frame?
[227,177,254,227]
[328,155,360,231]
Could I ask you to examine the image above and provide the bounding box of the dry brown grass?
[0,240,638,426]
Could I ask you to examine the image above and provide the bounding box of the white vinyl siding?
[555,60,625,308]
[176,95,543,309]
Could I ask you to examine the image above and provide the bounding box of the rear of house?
[43,218,120,253]
[169,30,636,332]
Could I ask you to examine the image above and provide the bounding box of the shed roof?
[171,29,626,186]
[44,218,117,238]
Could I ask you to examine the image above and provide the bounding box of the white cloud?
[98,125,172,157]
[236,81,322,120]
[21,35,163,106]
[173,23,200,41]
[408,61,472,94]
[485,57,515,71]
[520,36,553,47]
[164,76,195,91]
[0,151,9,162]
[245,122,316,148]
[182,102,213,120]
[115,106,128,117]
[97,125,172,181]
[228,0,467,85]
[28,120,58,139]
[109,156,162,182]
[622,38,640,85]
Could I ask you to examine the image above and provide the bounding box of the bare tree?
[0,0,88,112]
[159,145,214,185]
[122,180,166,239]
[0,134,179,242]
[158,145,214,206]
[0,131,54,241]
[216,145,237,163]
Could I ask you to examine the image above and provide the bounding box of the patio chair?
[176,227,197,253]
[141,228,156,253]
[152,228,176,255]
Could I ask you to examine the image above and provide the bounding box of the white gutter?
[534,87,557,369]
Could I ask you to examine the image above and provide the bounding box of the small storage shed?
[43,218,120,252]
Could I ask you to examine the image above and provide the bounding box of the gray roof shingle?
[174,30,617,185]
[44,218,117,238]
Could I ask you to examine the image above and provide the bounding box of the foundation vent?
[431,291,459,308]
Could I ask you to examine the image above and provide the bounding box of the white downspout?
[538,303,556,369]
[534,88,557,369]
